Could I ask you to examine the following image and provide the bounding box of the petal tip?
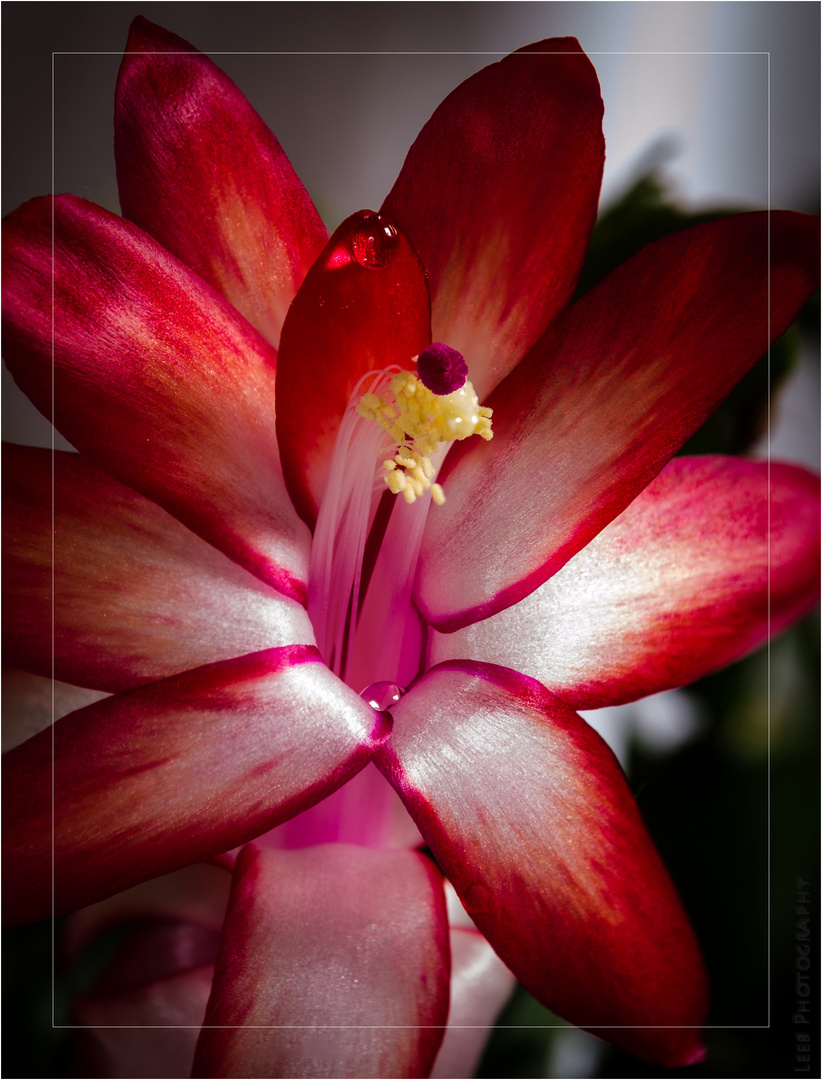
[124,15,191,55]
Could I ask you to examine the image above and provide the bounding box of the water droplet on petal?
[351,211,400,269]
[463,883,491,914]
[360,681,406,711]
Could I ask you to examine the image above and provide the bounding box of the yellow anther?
[387,470,407,494]
[356,363,493,506]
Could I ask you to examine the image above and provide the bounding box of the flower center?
[356,345,492,506]
[308,344,493,690]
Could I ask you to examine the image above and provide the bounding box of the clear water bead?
[351,211,400,269]
[360,681,406,711]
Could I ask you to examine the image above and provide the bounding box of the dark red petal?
[115,17,327,348]
[275,210,430,528]
[193,843,450,1078]
[430,456,821,708]
[382,38,604,401]
[2,195,310,602]
[418,211,820,630]
[3,646,389,924]
[377,661,708,1067]
[4,445,315,693]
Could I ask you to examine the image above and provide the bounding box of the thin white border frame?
[44,44,777,1045]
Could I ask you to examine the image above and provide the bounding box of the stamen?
[356,364,492,504]
[310,350,493,682]
[416,342,468,395]
[308,367,401,673]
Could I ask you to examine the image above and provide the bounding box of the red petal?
[383,39,604,401]
[377,661,708,1067]
[2,195,310,602]
[4,445,315,692]
[430,456,821,708]
[193,843,450,1078]
[417,211,820,630]
[3,646,389,924]
[115,17,326,348]
[275,210,430,528]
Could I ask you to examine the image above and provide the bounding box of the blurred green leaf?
[576,172,808,456]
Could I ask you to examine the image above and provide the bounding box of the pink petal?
[193,843,450,1078]
[269,762,424,850]
[115,17,327,349]
[431,928,516,1080]
[68,865,232,1077]
[2,195,310,603]
[65,863,231,965]
[377,661,708,1067]
[82,918,221,996]
[74,966,214,1080]
[4,445,315,693]
[275,210,430,527]
[3,646,389,924]
[430,456,821,708]
[417,211,820,631]
[382,39,604,401]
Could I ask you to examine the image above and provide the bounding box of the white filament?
[344,444,447,692]
[308,369,400,676]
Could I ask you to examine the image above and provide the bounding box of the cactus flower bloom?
[3,18,819,1077]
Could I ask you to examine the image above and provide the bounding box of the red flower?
[3,18,819,1076]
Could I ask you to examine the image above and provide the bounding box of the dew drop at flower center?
[360,681,406,711]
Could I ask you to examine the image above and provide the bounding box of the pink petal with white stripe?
[115,17,326,348]
[383,38,604,400]
[418,212,819,631]
[74,966,215,1080]
[430,457,820,708]
[431,928,515,1080]
[377,661,707,1067]
[4,445,315,693]
[193,843,449,1078]
[3,646,388,925]
[2,195,310,603]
